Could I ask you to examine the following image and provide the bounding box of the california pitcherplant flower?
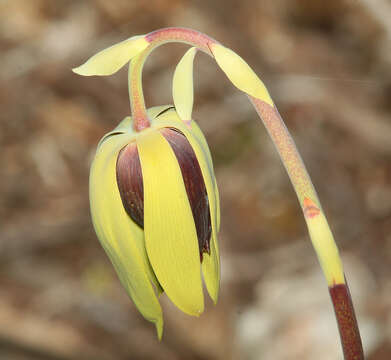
[74,28,363,358]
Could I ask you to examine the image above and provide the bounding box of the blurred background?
[1,0,391,359]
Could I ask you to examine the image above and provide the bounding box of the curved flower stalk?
[73,28,363,358]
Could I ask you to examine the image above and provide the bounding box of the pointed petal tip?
[210,287,219,306]
[181,303,204,317]
[155,317,163,340]
[184,302,205,317]
[202,251,220,305]
[72,65,92,76]
[71,62,116,77]
[72,35,149,77]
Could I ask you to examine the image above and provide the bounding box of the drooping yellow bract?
[72,35,149,76]
[89,106,220,338]
[210,43,274,106]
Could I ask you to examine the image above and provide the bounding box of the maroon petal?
[116,142,144,228]
[116,130,212,261]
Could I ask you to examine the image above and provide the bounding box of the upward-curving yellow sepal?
[73,35,149,76]
[210,43,273,106]
[173,47,197,122]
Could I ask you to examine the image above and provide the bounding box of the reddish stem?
[329,283,364,360]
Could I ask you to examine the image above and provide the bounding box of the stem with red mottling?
[128,27,364,359]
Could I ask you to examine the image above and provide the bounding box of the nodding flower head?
[87,106,220,339]
[72,27,275,339]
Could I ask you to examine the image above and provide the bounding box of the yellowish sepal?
[173,47,197,122]
[137,130,205,316]
[152,108,220,303]
[90,132,163,338]
[152,108,220,235]
[210,43,273,106]
[73,35,149,76]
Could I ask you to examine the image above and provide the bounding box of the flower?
[73,30,227,339]
[72,27,275,338]
[88,106,220,338]
[74,28,363,357]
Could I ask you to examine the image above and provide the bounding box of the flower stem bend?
[129,28,216,131]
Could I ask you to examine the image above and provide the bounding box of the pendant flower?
[74,28,363,358]
[73,31,227,338]
[87,105,220,339]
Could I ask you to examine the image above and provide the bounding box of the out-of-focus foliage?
[1,1,390,359]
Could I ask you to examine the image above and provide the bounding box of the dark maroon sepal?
[116,142,144,228]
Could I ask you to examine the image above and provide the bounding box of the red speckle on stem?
[303,197,320,218]
[145,27,215,54]
[133,116,150,132]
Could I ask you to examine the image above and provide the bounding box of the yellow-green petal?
[151,109,220,303]
[172,47,197,122]
[210,43,273,106]
[73,35,149,76]
[137,130,204,316]
[90,132,163,338]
